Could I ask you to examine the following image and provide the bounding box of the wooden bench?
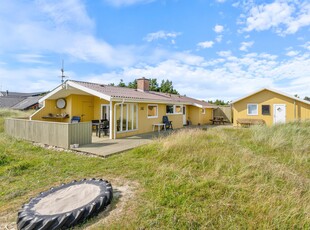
[236,118,265,127]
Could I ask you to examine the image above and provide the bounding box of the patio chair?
[98,120,109,137]
[71,116,81,123]
[163,116,173,130]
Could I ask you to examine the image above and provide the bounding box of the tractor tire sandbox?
[17,178,113,230]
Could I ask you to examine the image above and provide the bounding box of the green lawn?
[0,109,309,229]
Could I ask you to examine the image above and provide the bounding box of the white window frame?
[166,105,174,114]
[201,108,206,114]
[247,104,258,116]
[114,103,138,134]
[166,104,183,115]
[101,104,110,120]
[147,104,158,118]
[174,105,183,114]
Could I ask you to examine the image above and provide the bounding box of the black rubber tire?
[17,178,113,230]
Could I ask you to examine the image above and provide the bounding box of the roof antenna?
[60,60,68,84]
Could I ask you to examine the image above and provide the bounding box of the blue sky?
[0,0,309,101]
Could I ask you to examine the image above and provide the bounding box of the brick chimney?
[137,77,150,92]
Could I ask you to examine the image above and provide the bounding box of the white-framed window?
[147,104,158,118]
[166,105,183,114]
[201,108,206,114]
[175,105,182,114]
[247,104,258,115]
[166,105,174,114]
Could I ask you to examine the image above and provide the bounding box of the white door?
[273,104,286,124]
[101,105,110,120]
[183,106,187,125]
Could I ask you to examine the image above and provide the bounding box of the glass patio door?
[101,104,110,120]
[115,103,138,132]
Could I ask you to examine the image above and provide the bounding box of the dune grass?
[0,109,309,229]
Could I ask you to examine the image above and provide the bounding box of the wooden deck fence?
[4,118,92,149]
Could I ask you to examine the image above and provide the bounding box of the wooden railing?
[4,118,92,149]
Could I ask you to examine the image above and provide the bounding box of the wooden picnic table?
[210,116,226,125]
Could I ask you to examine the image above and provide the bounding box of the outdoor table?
[152,123,166,132]
[92,122,108,137]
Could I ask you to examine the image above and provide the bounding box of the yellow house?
[30,78,216,139]
[232,88,310,126]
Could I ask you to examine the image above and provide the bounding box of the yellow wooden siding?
[232,89,310,126]
[32,95,100,123]
[188,106,213,125]
[201,108,213,124]
[31,99,65,122]
[70,94,94,122]
[188,106,199,125]
[93,97,110,120]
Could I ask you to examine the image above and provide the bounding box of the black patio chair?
[98,120,109,137]
[163,116,173,130]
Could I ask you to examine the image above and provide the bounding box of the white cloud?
[144,31,181,42]
[217,50,232,57]
[103,0,155,7]
[214,24,224,33]
[36,0,94,29]
[241,1,310,35]
[240,41,254,51]
[101,51,310,101]
[64,35,139,67]
[286,50,299,56]
[301,41,310,51]
[2,50,310,101]
[216,0,226,3]
[245,1,293,32]
[197,41,214,49]
[15,53,50,64]
[285,2,310,34]
[0,0,144,67]
[216,35,223,43]
[172,52,204,66]
[0,66,65,92]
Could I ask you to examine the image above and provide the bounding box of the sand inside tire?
[33,184,101,215]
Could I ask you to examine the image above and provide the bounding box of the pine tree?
[117,79,126,87]
[128,79,137,89]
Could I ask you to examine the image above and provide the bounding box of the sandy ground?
[0,212,16,230]
[83,178,139,229]
[0,178,138,230]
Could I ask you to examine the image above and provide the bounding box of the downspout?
[109,100,112,139]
